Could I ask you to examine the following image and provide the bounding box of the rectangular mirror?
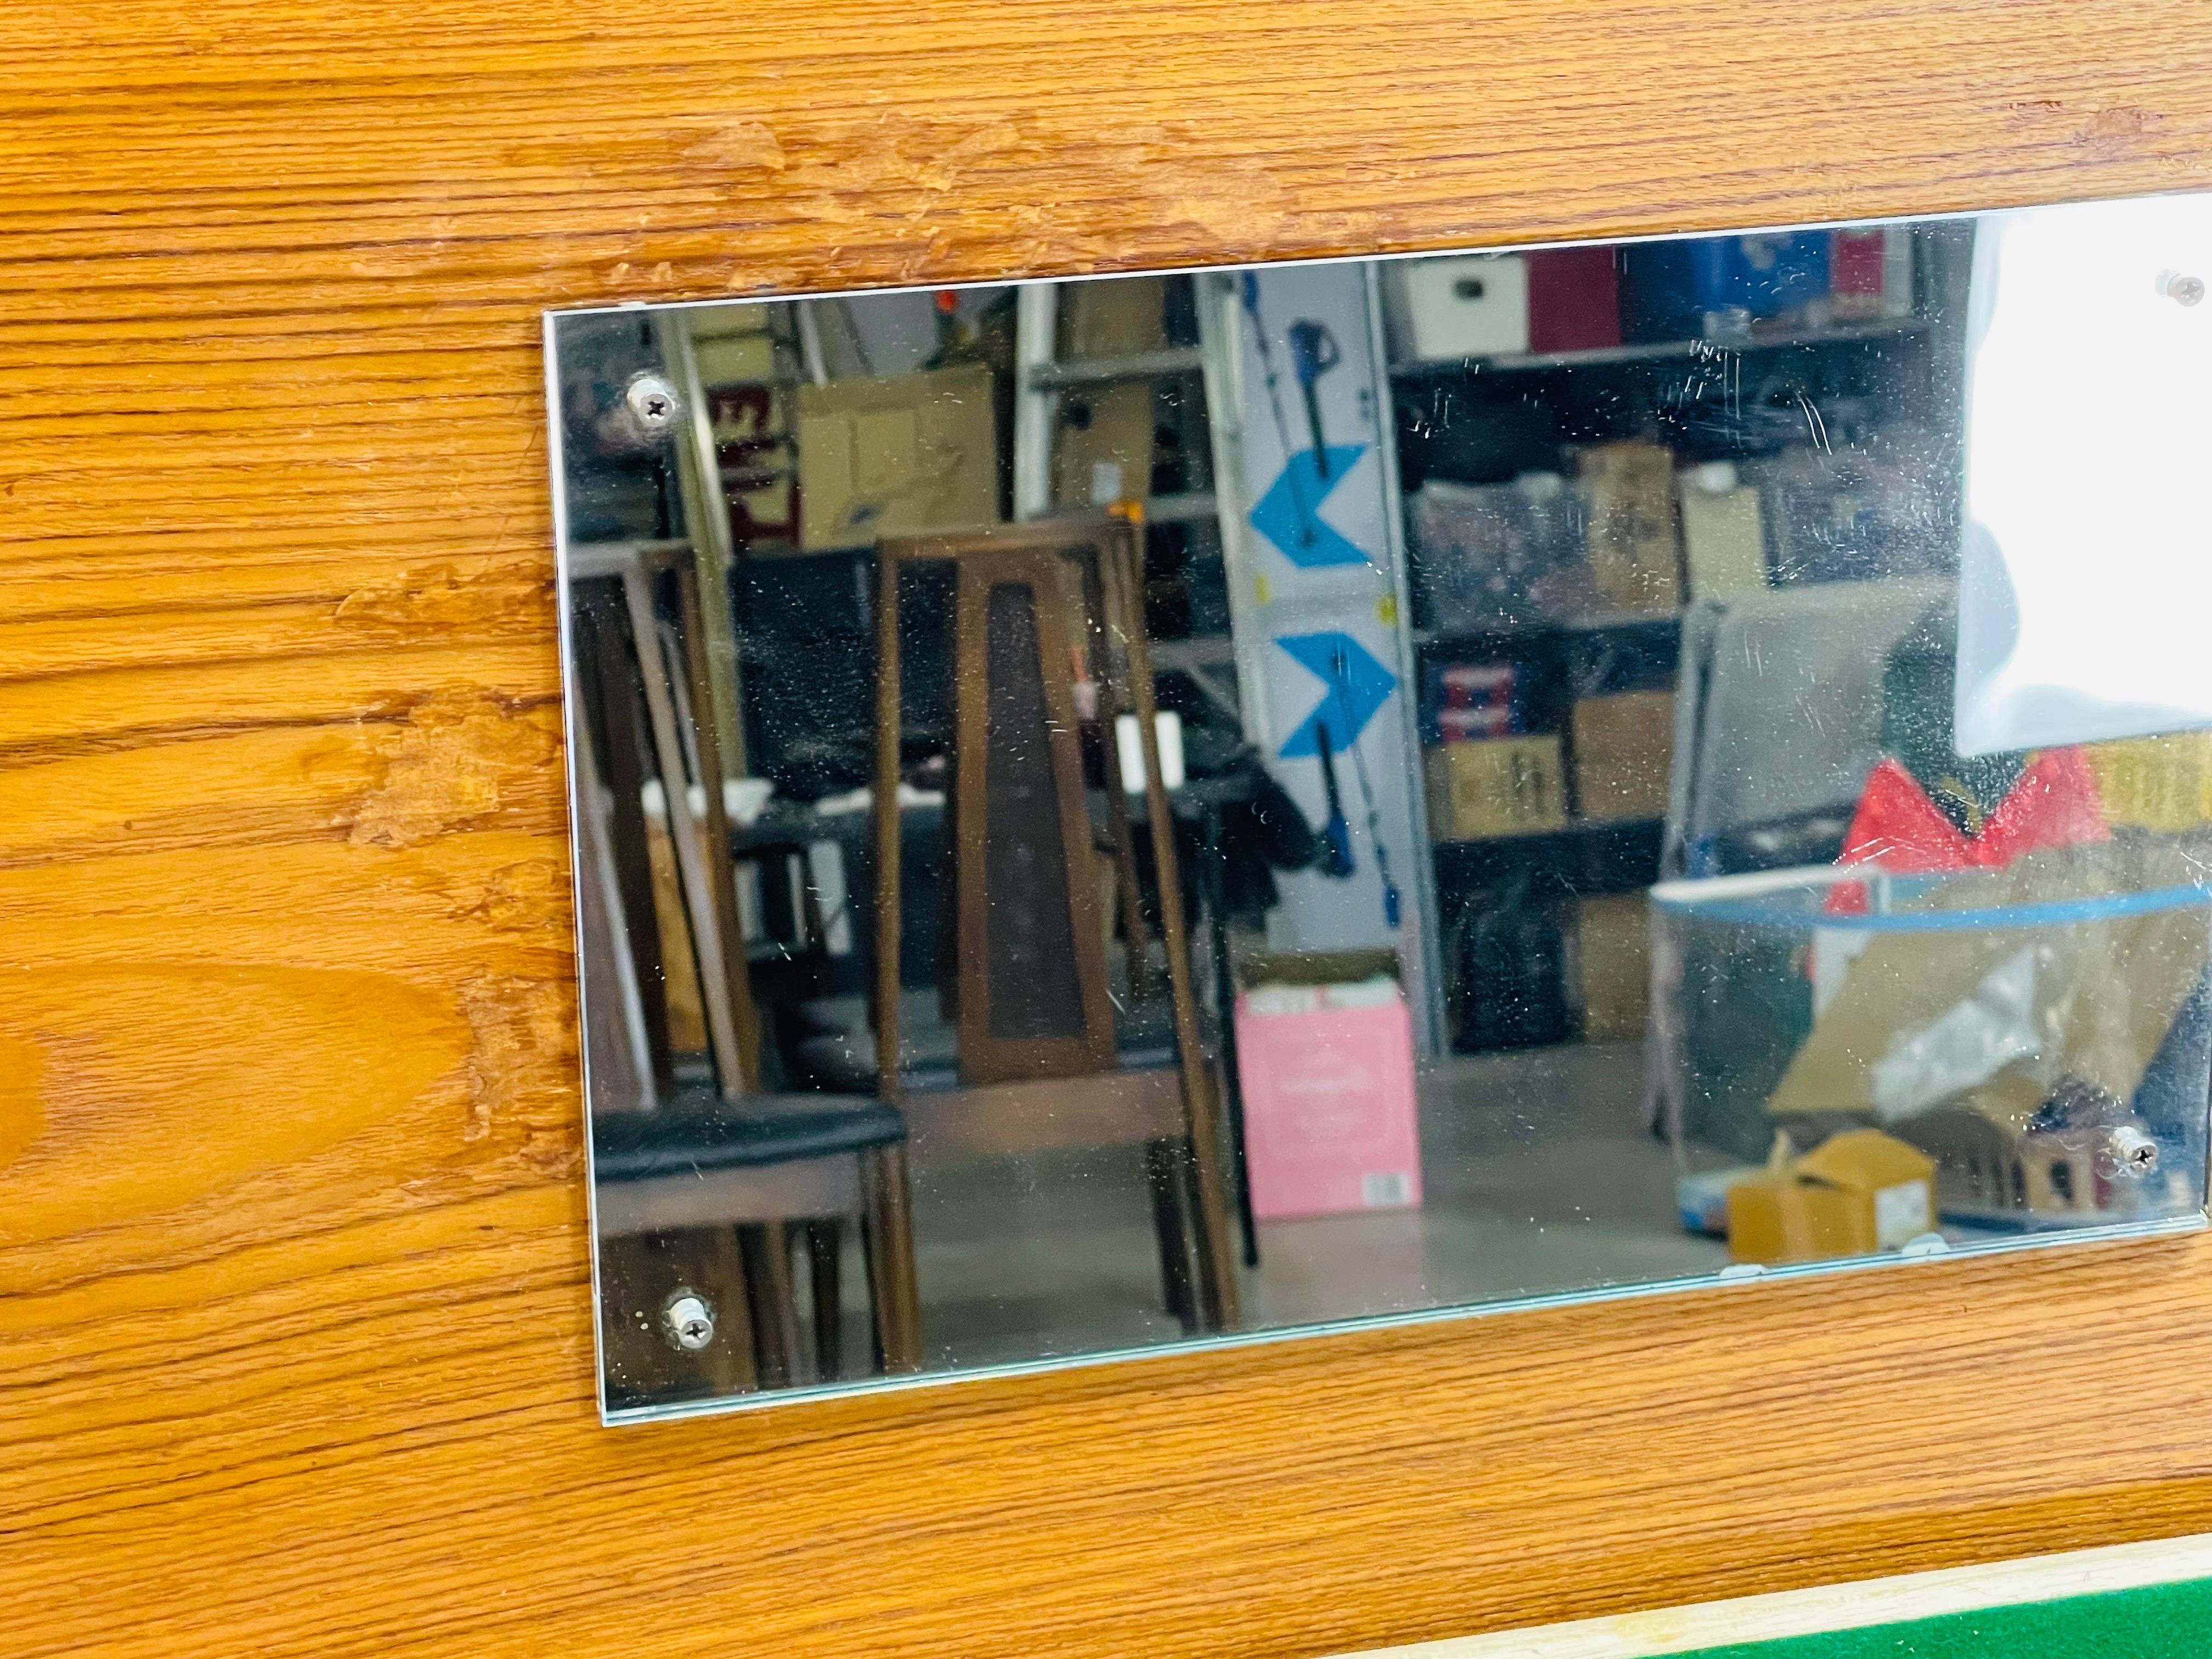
[550,189,2212,1420]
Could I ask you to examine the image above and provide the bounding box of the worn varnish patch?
[347,692,562,849]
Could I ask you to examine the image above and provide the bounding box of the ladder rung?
[1150,636,1237,672]
[1142,491,1217,525]
[564,538,691,580]
[1026,347,1204,390]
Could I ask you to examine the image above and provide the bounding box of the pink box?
[1236,984,1424,1220]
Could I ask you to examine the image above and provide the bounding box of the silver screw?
[2098,1127,2160,1180]
[661,1289,716,1352]
[624,371,684,431]
[2158,270,2205,307]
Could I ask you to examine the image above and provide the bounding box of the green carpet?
[1675,1576,2212,1658]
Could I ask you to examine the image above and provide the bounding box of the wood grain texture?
[3,3,2212,1655]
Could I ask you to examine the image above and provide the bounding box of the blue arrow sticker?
[1249,444,1369,567]
[1276,631,1398,758]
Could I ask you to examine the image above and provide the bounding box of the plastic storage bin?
[1621,232,1832,342]
[1407,472,1590,632]
[1647,850,2212,1231]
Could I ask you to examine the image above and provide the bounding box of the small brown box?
[1726,1130,1936,1266]
[1424,736,1567,842]
[1575,894,1650,1043]
[1581,439,1683,613]
[1051,380,1156,511]
[1572,690,1674,823]
[795,365,1000,551]
[1058,276,1169,359]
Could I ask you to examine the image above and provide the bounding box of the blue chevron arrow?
[1276,631,1398,758]
[1249,444,1370,567]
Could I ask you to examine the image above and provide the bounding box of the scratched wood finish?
[4,3,2212,1655]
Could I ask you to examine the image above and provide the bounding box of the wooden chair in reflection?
[570,545,921,1401]
[873,518,1240,1333]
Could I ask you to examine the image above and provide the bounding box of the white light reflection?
[1956,193,2212,756]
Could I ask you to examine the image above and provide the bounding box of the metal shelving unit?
[1432,819,1665,899]
[1389,315,1929,380]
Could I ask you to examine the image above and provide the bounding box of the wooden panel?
[3,3,2211,1656]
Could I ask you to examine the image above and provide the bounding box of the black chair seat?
[594,1085,906,1182]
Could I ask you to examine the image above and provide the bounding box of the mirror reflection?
[553,191,2212,1418]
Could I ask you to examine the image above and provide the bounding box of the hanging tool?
[1327,642,1404,930]
[1312,722,1356,879]
[929,288,966,364]
[1285,319,1341,480]
[1239,273,1320,550]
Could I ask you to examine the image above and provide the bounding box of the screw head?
[661,1289,716,1352]
[2097,1126,2160,1180]
[2158,270,2205,307]
[624,371,684,432]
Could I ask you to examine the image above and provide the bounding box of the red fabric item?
[1827,749,2107,912]
[1831,229,1889,300]
[1526,246,1622,355]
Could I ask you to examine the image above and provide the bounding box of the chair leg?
[1178,1069,1241,1334]
[693,1226,759,1397]
[738,1222,797,1389]
[1144,1137,1200,1333]
[600,1228,759,1404]
[805,1218,844,1383]
[595,1231,679,1406]
[859,1145,923,1374]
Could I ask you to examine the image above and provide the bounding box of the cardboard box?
[2087,730,2212,833]
[1580,439,1682,613]
[1058,276,1167,359]
[1576,893,1650,1042]
[1389,255,1532,360]
[1572,690,1674,823]
[1726,1129,1935,1265]
[691,330,778,387]
[1049,380,1155,511]
[1235,951,1421,1220]
[1425,735,1567,842]
[1678,461,1768,599]
[795,364,1000,551]
[692,301,771,336]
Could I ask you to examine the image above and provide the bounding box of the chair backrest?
[873,518,1200,1092]
[948,541,1119,1082]
[574,546,765,1107]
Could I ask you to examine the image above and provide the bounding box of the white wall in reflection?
[1957,193,2212,755]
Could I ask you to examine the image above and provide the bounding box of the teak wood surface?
[4,3,2212,1655]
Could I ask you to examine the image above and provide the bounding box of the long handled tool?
[1328,643,1403,930]
[1286,319,1341,480]
[1239,273,1321,550]
[1312,722,1356,880]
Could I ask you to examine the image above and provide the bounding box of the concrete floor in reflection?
[904,1042,1735,1375]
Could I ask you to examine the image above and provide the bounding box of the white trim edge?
[1333,1533,2212,1658]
